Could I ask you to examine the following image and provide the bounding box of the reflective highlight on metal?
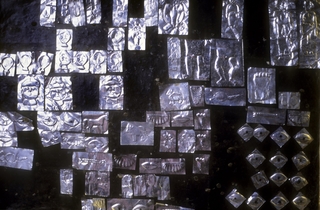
[225,188,246,208]
[128,18,146,50]
[205,87,246,106]
[113,154,137,170]
[60,132,85,149]
[237,123,253,142]
[70,0,86,27]
[40,0,56,27]
[270,127,290,148]
[251,170,269,189]
[193,154,210,174]
[57,0,71,24]
[159,82,191,111]
[72,51,90,73]
[292,151,310,171]
[37,52,54,75]
[85,171,110,197]
[247,67,276,104]
[269,151,288,169]
[60,169,73,195]
[108,28,126,51]
[146,111,170,127]
[17,75,44,111]
[85,137,109,153]
[287,110,310,127]
[246,192,265,210]
[270,191,289,210]
[146,174,158,197]
[292,192,310,210]
[159,130,176,153]
[133,174,146,197]
[107,51,123,72]
[85,0,101,24]
[177,129,195,153]
[144,0,158,26]
[121,174,133,198]
[170,110,193,127]
[55,50,73,73]
[289,173,308,191]
[221,0,244,40]
[82,111,108,134]
[189,85,205,107]
[294,128,313,149]
[0,53,16,76]
[161,158,186,175]
[72,152,113,171]
[270,171,287,187]
[167,37,181,79]
[45,76,73,110]
[0,147,34,170]
[90,50,107,74]
[37,111,81,132]
[246,149,265,168]
[112,0,128,27]
[81,198,106,210]
[195,130,211,151]
[56,29,73,50]
[246,106,286,125]
[107,198,154,210]
[253,124,269,142]
[278,92,300,109]
[99,75,124,110]
[5,111,34,132]
[16,51,36,74]
[157,176,170,200]
[139,158,161,174]
[155,203,194,210]
[120,121,154,145]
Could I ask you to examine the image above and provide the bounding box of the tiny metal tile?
[146,174,158,197]
[99,75,124,110]
[112,0,128,27]
[157,176,170,200]
[36,52,54,75]
[270,191,289,210]
[60,169,73,195]
[37,111,61,131]
[195,130,211,151]
[221,0,244,40]
[108,28,126,51]
[193,154,210,174]
[0,131,17,147]
[287,110,310,127]
[107,198,154,210]
[128,18,146,51]
[39,130,61,147]
[246,106,286,125]
[247,67,276,104]
[139,158,161,174]
[121,174,133,198]
[177,129,195,153]
[81,198,106,210]
[7,112,34,131]
[82,111,109,134]
[70,0,86,27]
[89,50,107,74]
[246,149,265,168]
[17,75,44,111]
[225,188,246,208]
[56,29,73,50]
[159,130,176,153]
[146,111,170,127]
[120,121,154,146]
[84,136,109,153]
[45,76,73,111]
[155,203,194,210]
[170,110,193,127]
[113,154,137,170]
[107,51,123,72]
[71,51,90,73]
[144,0,158,26]
[72,152,113,171]
[189,85,205,107]
[85,0,102,24]
[85,171,110,197]
[253,124,269,142]
[237,123,253,142]
[159,82,191,111]
[167,37,182,79]
[16,51,36,74]
[278,92,300,109]
[55,50,73,73]
[270,171,287,187]
[292,192,310,210]
[161,158,186,175]
[205,88,246,106]
[251,171,269,189]
[60,132,85,149]
[292,151,310,171]
[293,128,313,149]
[289,173,308,191]
[59,112,82,132]
[269,151,288,169]
[0,147,34,170]
[246,192,265,210]
[0,53,16,76]
[270,127,290,148]
[40,0,56,27]
[133,174,146,196]
[57,0,71,24]
[193,109,211,130]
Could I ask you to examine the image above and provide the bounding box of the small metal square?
[177,129,195,153]
[292,151,310,171]
[292,192,310,210]
[270,192,289,210]
[225,188,246,208]
[270,127,290,148]
[293,128,313,149]
[269,151,288,169]
[246,192,265,210]
[251,171,269,189]
[253,124,269,142]
[246,149,265,168]
[237,123,253,141]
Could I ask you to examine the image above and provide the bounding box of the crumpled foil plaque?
[90,50,107,74]
[16,51,36,74]
[60,132,85,149]
[17,75,44,111]
[84,137,109,153]
[107,51,123,72]
[71,51,90,73]
[205,88,246,106]
[287,110,310,127]
[159,83,191,111]
[37,111,81,132]
[158,0,189,35]
[70,0,86,27]
[146,111,170,127]
[39,130,61,147]
[112,0,128,27]
[177,129,195,153]
[0,53,16,76]
[278,92,300,109]
[211,39,244,87]
[193,154,210,174]
[85,0,101,24]
[72,152,113,171]
[128,18,146,51]
[144,0,158,26]
[108,28,125,51]
[247,67,276,104]
[139,158,162,174]
[133,174,146,197]
[57,0,71,24]
[121,174,133,198]
[45,76,73,110]
[55,50,73,73]
[60,169,73,195]
[99,75,124,110]
[81,198,106,210]
[120,121,154,145]
[85,171,110,197]
[159,130,176,153]
[82,111,109,134]
[246,106,286,125]
[40,0,56,27]
[1,112,34,133]
[0,147,34,170]
[161,158,186,175]
[36,52,54,75]
[107,198,154,210]
[157,176,171,200]
[221,0,244,40]
[113,154,137,170]
[170,110,193,127]
[146,174,158,197]
[189,85,205,107]
[56,29,73,50]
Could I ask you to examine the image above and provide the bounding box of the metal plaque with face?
[287,110,310,127]
[120,121,154,145]
[99,75,124,110]
[128,18,146,50]
[0,53,16,76]
[144,0,158,26]
[194,109,210,130]
[159,130,176,153]
[139,158,162,174]
[85,171,110,197]
[107,51,123,72]
[278,92,300,109]
[72,51,90,73]
[161,158,186,175]
[36,52,54,75]
[82,111,109,134]
[158,0,189,35]
[108,28,125,51]
[170,110,193,127]
[155,203,194,210]
[246,106,286,125]
[112,0,128,27]
[40,0,56,27]
[205,87,246,106]
[113,154,137,170]
[0,147,34,170]
[56,29,73,50]
[60,132,85,149]
[85,0,102,24]
[17,75,44,111]
[159,82,191,111]
[146,111,170,127]
[177,129,195,153]
[189,85,205,107]
[193,154,210,174]
[55,50,73,73]
[72,152,113,171]
[16,51,36,74]
[221,0,244,40]
[90,50,107,74]
[60,169,73,195]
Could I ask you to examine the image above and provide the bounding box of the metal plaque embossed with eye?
[251,171,269,189]
[82,111,109,134]
[270,171,287,187]
[144,0,158,27]
[133,175,146,197]
[16,51,37,75]
[270,127,290,148]
[139,158,162,174]
[72,152,113,171]
[246,192,265,210]
[225,188,246,208]
[0,53,16,77]
[40,0,56,27]
[221,0,244,40]
[0,147,34,170]
[121,174,133,198]
[89,50,107,74]
[269,151,288,169]
[159,82,191,111]
[108,28,126,51]
[205,87,246,106]
[85,171,110,197]
[293,128,313,149]
[292,151,310,171]
[4,111,34,132]
[178,129,195,153]
[246,149,265,168]
[107,51,123,73]
[246,106,286,125]
[112,0,128,27]
[161,158,186,175]
[270,191,289,210]
[60,132,85,149]
[120,121,154,146]
[193,154,210,174]
[60,169,73,195]
[159,130,176,153]
[237,123,253,141]
[195,130,211,151]
[84,136,109,153]
[170,110,193,127]
[292,192,310,210]
[128,18,146,50]
[289,173,308,191]
[278,92,300,109]
[113,154,137,170]
[287,110,310,127]
[253,124,269,142]
[146,111,170,127]
[37,111,60,131]
[85,0,102,24]
[99,75,124,110]
[194,109,211,130]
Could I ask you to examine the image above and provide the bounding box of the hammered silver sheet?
[0,53,16,76]
[120,121,154,145]
[40,0,56,27]
[205,87,246,106]
[0,147,34,170]
[177,129,195,153]
[108,28,126,51]
[193,154,210,174]
[107,198,154,210]
[82,111,109,134]
[155,203,194,210]
[36,52,54,75]
[221,0,244,40]
[39,130,61,147]
[194,109,211,130]
[112,0,128,27]
[71,51,90,73]
[159,82,191,111]
[85,171,110,197]
[128,18,146,51]
[57,0,71,24]
[72,152,113,171]
[56,29,73,50]
[70,0,86,27]
[144,0,158,26]
[247,106,286,125]
[16,51,36,74]
[60,132,85,149]
[90,50,107,74]
[167,37,181,79]
[189,85,205,107]
[37,111,81,132]
[0,130,17,148]
[139,158,162,174]
[84,137,109,153]
[278,92,300,109]
[85,0,102,24]
[159,130,176,153]
[195,130,211,151]
[133,174,147,197]
[99,75,124,110]
[146,111,170,127]
[107,51,123,72]
[113,154,137,170]
[170,110,193,127]
[121,174,133,198]
[287,110,310,127]
[161,158,186,175]
[81,198,106,210]
[60,169,73,195]
[55,50,73,73]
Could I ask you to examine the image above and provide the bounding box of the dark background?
[0,0,319,209]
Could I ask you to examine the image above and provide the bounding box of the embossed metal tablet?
[205,88,246,106]
[170,110,193,127]
[178,129,195,153]
[16,51,36,74]
[70,0,86,27]
[293,128,313,149]
[108,28,125,51]
[113,154,137,170]
[144,0,158,26]
[221,0,244,40]
[194,109,210,130]
[121,174,133,198]
[270,191,289,210]
[161,158,186,175]
[247,67,276,104]
[99,75,124,110]
[0,53,16,76]
[37,111,59,131]
[112,0,128,27]
[253,124,269,142]
[146,174,158,197]
[128,18,146,50]
[7,112,34,131]
[195,130,211,151]
[0,131,17,147]
[107,51,123,72]
[81,198,106,210]
[0,112,17,133]
[40,0,56,27]
[146,111,170,127]
[60,132,85,149]
[90,50,107,74]
[84,136,108,153]
[60,169,73,195]
[155,203,194,210]
[189,85,205,107]
[159,83,191,111]
[270,171,287,187]
[56,29,73,50]
[36,52,54,75]
[251,171,269,189]
[85,171,110,197]
[0,147,34,170]
[246,192,265,210]
[107,198,154,210]
[139,158,161,174]
[72,152,113,171]
[59,112,82,132]
[39,130,61,147]
[270,127,290,148]
[287,110,310,127]
[246,106,286,125]
[246,149,265,168]
[225,188,246,208]
[17,75,44,111]
[167,37,181,79]
[85,0,101,24]
[292,192,310,210]
[292,151,310,171]
[120,121,154,145]
[289,173,308,191]
[157,176,170,200]
[278,92,300,109]
[133,174,146,196]
[71,51,90,73]
[158,0,189,35]
[237,123,253,142]
[57,0,71,24]
[269,151,288,169]
[55,50,73,73]
[159,130,176,153]
[82,111,109,134]
[211,39,244,87]
[193,154,210,174]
